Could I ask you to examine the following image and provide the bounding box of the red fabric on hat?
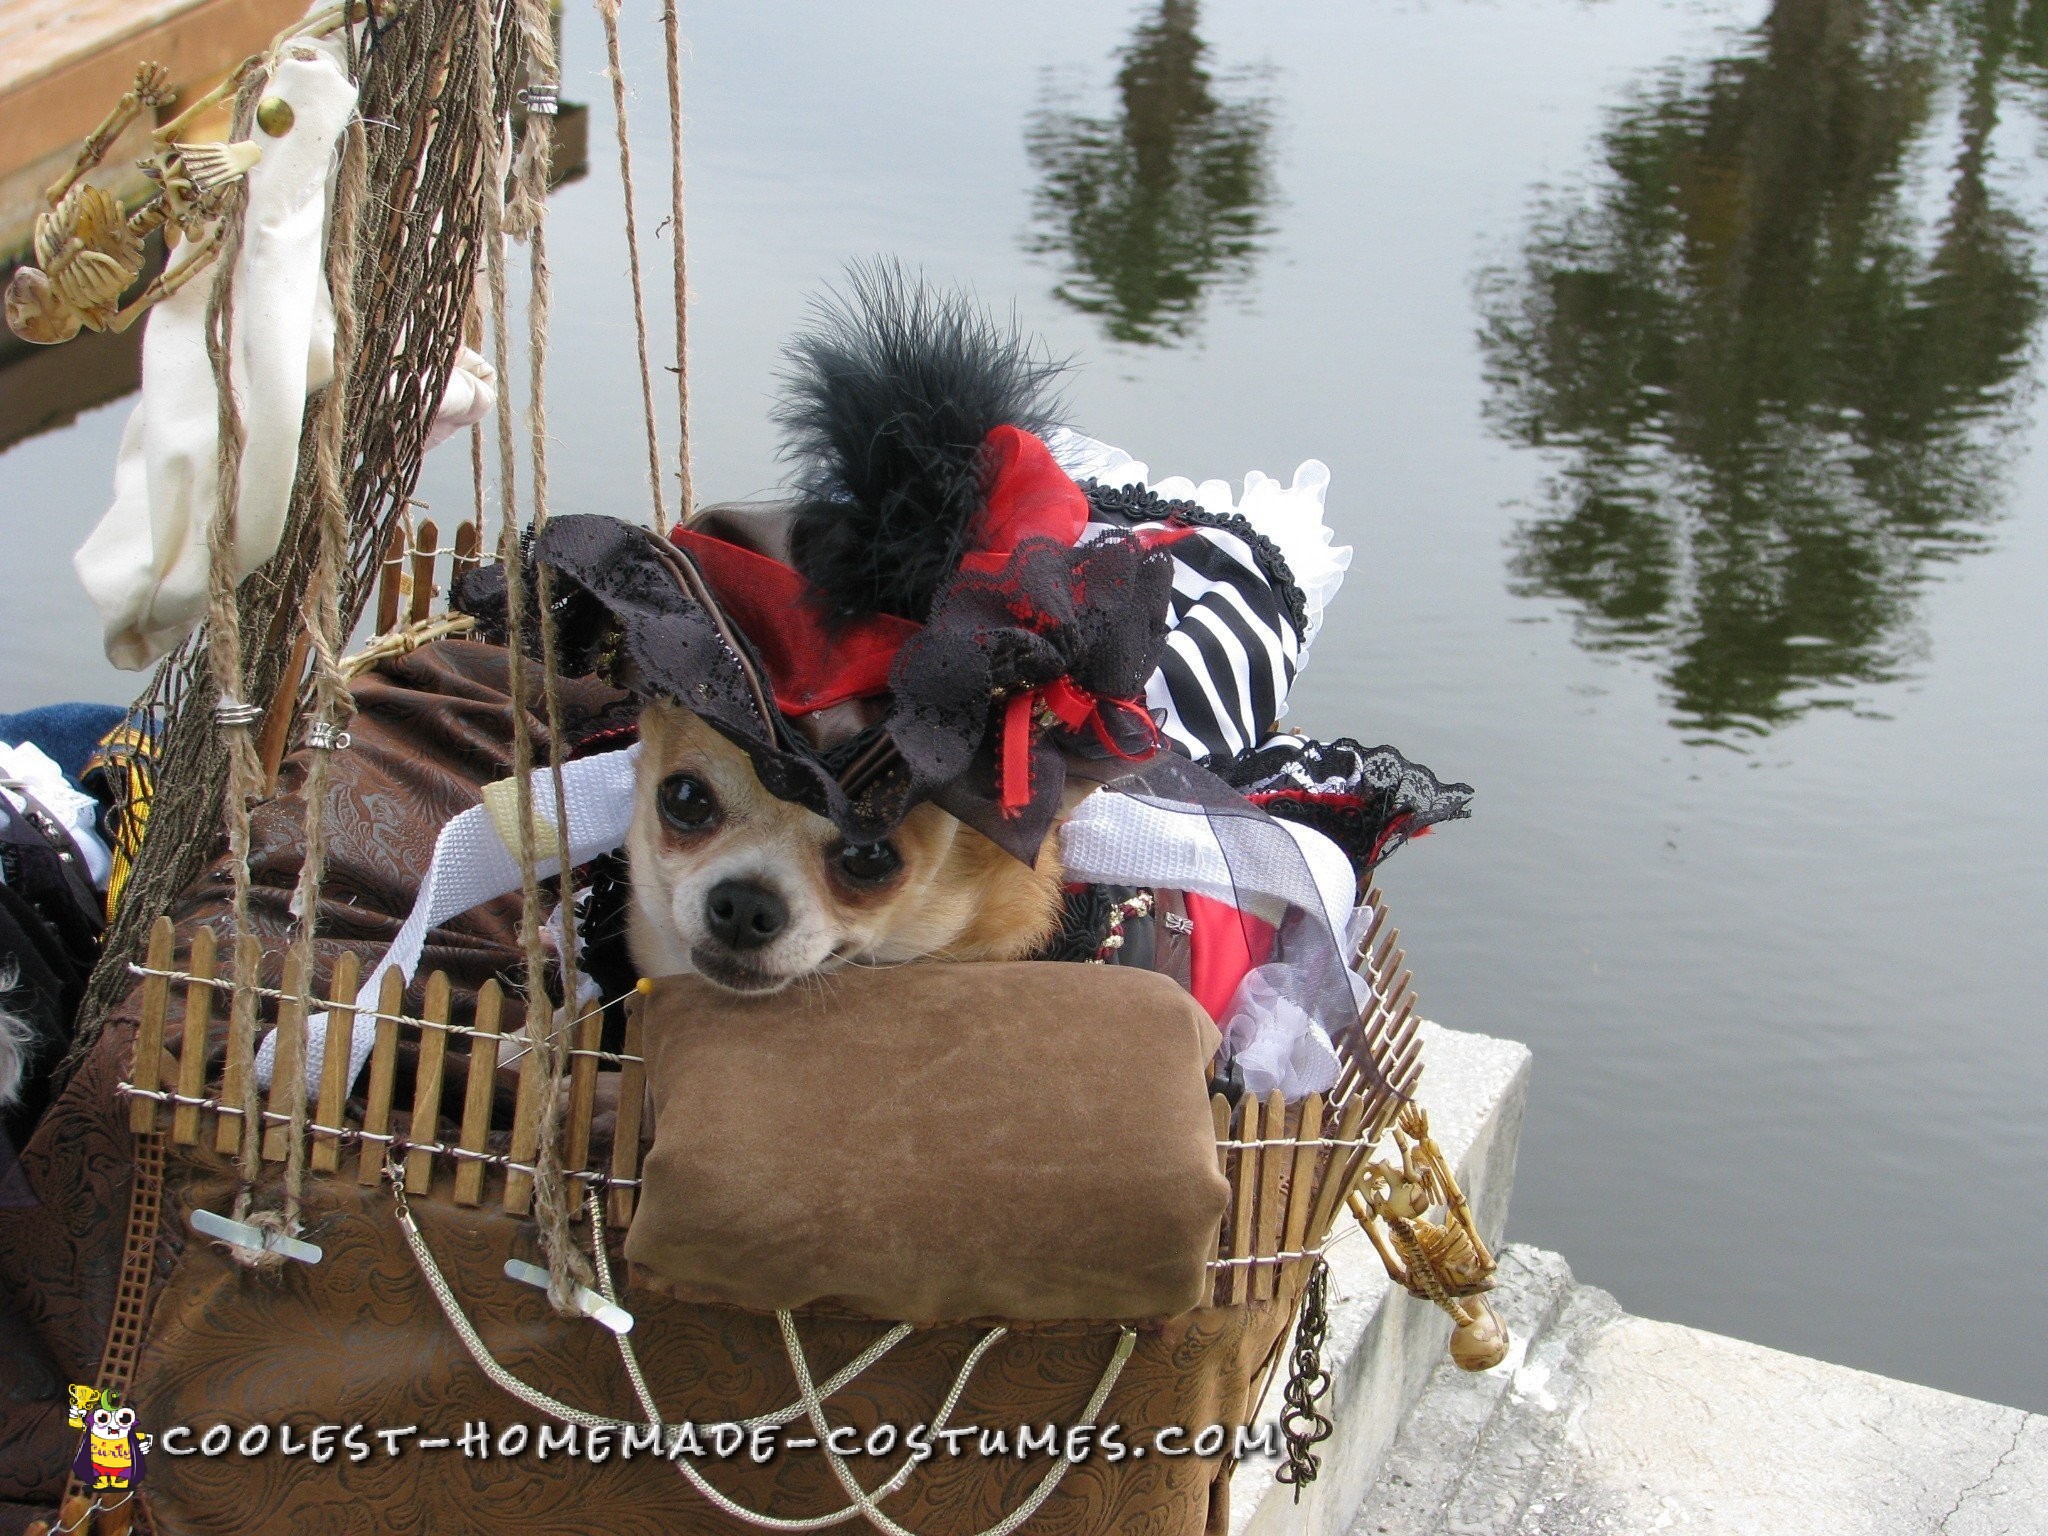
[669,528,918,715]
[671,427,1091,717]
[958,425,1092,572]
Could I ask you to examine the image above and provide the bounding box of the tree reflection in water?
[1480,0,2047,738]
[1025,1,1274,346]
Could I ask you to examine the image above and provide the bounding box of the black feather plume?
[776,261,1067,624]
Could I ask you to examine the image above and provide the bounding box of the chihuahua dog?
[626,703,1069,994]
[614,267,1120,994]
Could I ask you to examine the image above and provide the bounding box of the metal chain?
[1274,1256,1336,1498]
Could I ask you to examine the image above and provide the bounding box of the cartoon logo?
[67,1386,149,1492]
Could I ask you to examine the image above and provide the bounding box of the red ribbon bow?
[998,675,1160,813]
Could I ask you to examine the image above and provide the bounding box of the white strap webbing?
[257,743,642,1094]
[261,747,1356,1101]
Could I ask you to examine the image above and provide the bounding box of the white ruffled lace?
[1047,428,1352,657]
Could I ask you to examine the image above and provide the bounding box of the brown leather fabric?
[0,642,630,1531]
[0,639,1297,1534]
[121,1156,1294,1536]
[0,1023,144,1532]
[169,639,633,1046]
[626,966,1228,1325]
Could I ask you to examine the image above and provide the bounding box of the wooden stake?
[310,952,360,1174]
[503,1008,546,1217]
[128,917,175,1133]
[1282,1093,1325,1284]
[256,630,313,795]
[357,968,403,1186]
[172,925,216,1146]
[1253,1089,1288,1302]
[1227,1092,1261,1307]
[374,519,407,634]
[404,970,451,1193]
[407,519,440,624]
[214,934,260,1158]
[453,980,502,1206]
[1304,1094,1370,1251]
[261,951,309,1162]
[607,992,647,1228]
[563,1001,603,1179]
[451,518,481,587]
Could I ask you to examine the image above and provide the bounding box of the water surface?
[2,0,2044,1411]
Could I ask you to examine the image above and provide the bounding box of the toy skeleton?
[4,61,267,345]
[1351,1104,1511,1371]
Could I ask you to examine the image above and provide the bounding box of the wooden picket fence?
[1202,885,1421,1305]
[373,510,485,634]
[120,882,1421,1297]
[122,918,651,1229]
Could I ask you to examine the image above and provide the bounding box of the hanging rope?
[481,0,596,1310]
[781,1310,1137,1536]
[277,109,370,1231]
[595,0,670,534]
[662,0,693,520]
[199,68,275,1232]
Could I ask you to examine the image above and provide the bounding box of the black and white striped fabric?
[1051,428,1346,764]
[1082,481,1306,761]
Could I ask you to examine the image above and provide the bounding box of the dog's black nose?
[704,879,788,951]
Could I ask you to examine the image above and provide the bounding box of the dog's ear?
[775,260,1067,625]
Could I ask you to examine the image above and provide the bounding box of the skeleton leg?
[109,226,224,332]
[1348,1190,1413,1290]
[1416,1132,1494,1268]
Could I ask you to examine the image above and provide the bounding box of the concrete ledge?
[1354,1247,2048,1536]
[1233,1020,1532,1536]
[1537,1306,2048,1535]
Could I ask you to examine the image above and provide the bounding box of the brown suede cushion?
[626,964,1227,1326]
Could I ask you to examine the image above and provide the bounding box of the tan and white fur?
[627,702,1070,994]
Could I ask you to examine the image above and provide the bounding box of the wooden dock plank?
[0,0,309,176]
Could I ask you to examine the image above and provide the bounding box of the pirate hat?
[459,264,1179,864]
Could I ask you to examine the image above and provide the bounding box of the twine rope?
[662,0,692,518]
[780,1310,1137,1536]
[595,0,670,533]
[279,110,369,1229]
[199,69,273,1234]
[383,1157,1055,1535]
[482,0,595,1311]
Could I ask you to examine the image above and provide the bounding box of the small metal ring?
[213,697,264,728]
[306,722,352,751]
[517,83,559,116]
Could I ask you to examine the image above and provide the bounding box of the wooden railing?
[120,868,1420,1299]
[1203,886,1421,1304]
[123,916,650,1229]
[372,510,485,634]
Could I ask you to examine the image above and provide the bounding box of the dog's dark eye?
[657,773,719,831]
[837,841,902,884]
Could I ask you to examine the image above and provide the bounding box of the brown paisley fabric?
[0,640,1300,1534]
[0,642,630,1532]
[126,1158,1297,1535]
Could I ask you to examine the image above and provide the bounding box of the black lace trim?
[1081,480,1311,639]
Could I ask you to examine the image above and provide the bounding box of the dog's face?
[627,703,1068,994]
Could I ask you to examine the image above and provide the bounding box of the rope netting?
[70,0,524,1065]
[61,0,699,1301]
